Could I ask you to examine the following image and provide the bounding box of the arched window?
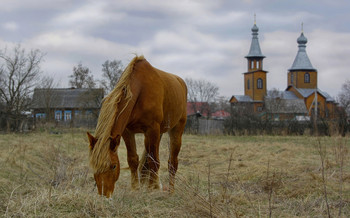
[291,73,294,84]
[257,78,263,89]
[247,79,250,89]
[250,61,254,69]
[304,73,310,83]
[256,61,260,69]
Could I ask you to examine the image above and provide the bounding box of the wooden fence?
[185,117,225,135]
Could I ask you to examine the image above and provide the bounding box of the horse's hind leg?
[168,118,186,192]
[123,129,139,190]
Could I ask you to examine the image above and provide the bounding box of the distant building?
[263,93,308,121]
[186,102,230,119]
[187,102,210,118]
[230,21,337,120]
[186,102,229,134]
[31,88,104,127]
[211,110,230,120]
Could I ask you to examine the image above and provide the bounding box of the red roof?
[187,102,230,119]
[211,110,230,118]
[187,102,210,117]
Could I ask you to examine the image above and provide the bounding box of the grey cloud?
[0,0,348,98]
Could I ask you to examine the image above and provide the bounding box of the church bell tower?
[244,17,268,111]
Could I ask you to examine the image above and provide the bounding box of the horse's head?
[87,132,121,198]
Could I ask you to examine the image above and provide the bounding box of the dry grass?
[0,130,349,217]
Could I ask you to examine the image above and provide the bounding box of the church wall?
[253,102,264,113]
[252,71,267,101]
[229,97,238,103]
[287,71,295,86]
[305,93,326,117]
[296,71,317,89]
[288,71,317,89]
[248,59,263,71]
[326,102,336,119]
[287,86,304,99]
[244,73,254,99]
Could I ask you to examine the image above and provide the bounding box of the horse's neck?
[110,93,137,138]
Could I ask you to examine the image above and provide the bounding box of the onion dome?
[245,22,265,58]
[289,31,316,71]
[251,23,259,33]
[297,32,307,45]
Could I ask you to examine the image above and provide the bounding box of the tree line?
[0,45,224,132]
[0,45,126,131]
[0,45,349,133]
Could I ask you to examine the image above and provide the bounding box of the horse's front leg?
[144,123,161,189]
[122,129,139,190]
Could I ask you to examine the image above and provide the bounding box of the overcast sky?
[1,0,349,99]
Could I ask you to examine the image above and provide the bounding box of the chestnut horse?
[87,56,187,198]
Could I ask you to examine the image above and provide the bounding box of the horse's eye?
[111,165,117,170]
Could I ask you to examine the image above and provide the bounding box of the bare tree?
[214,96,230,111]
[186,78,219,103]
[0,45,44,131]
[338,80,350,116]
[100,60,123,94]
[79,88,104,119]
[36,76,58,122]
[267,88,283,99]
[265,88,284,115]
[69,62,95,88]
[185,78,219,117]
[210,95,230,116]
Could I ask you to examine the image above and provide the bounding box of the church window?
[247,79,250,89]
[251,61,254,69]
[291,73,294,84]
[257,78,263,89]
[304,73,310,83]
[256,61,259,69]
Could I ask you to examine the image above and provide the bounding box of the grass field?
[0,130,349,217]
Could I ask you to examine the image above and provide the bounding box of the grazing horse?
[87,56,187,198]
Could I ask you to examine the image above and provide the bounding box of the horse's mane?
[89,55,145,173]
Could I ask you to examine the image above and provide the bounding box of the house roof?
[289,32,316,71]
[289,87,335,102]
[282,91,300,100]
[243,70,268,74]
[265,98,307,114]
[318,89,335,102]
[31,88,104,109]
[230,95,253,102]
[211,110,230,118]
[245,23,265,58]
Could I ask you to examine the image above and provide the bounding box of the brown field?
[0,130,349,217]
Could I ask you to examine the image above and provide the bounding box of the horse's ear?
[109,135,121,152]
[87,132,97,150]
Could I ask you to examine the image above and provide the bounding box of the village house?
[31,88,104,127]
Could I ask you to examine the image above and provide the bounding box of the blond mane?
[89,55,145,173]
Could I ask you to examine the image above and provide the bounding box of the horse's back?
[133,58,186,104]
[131,59,187,131]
